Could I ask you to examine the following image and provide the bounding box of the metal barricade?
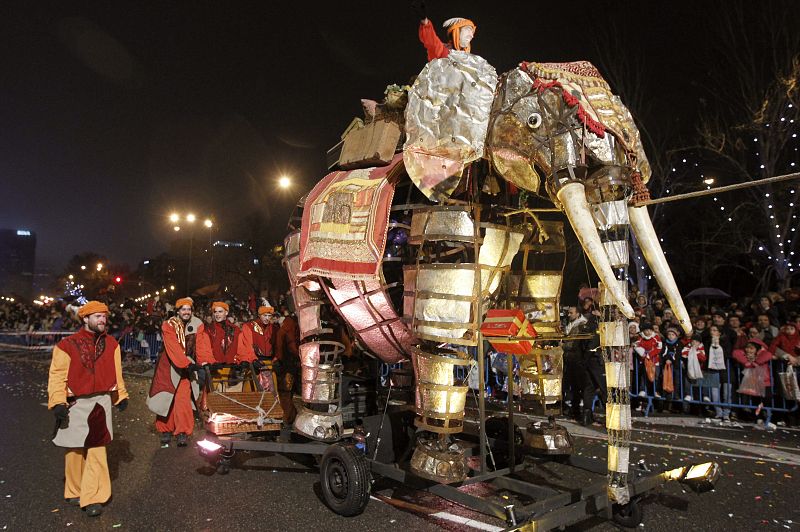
[627,356,798,424]
[0,330,72,352]
[118,332,163,362]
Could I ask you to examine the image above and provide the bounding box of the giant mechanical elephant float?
[284,52,691,505]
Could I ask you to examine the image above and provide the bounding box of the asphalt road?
[1,351,799,531]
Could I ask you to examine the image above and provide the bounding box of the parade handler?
[238,303,276,391]
[147,297,213,447]
[47,300,128,517]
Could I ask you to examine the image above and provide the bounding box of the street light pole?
[169,212,214,296]
[187,226,194,294]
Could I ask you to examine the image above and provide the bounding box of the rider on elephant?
[414,1,476,61]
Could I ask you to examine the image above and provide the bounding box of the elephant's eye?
[527,113,542,128]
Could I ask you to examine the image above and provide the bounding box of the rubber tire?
[612,499,643,528]
[320,444,371,517]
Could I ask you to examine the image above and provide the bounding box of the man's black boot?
[85,504,103,517]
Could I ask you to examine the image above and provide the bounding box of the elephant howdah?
[286,53,692,504]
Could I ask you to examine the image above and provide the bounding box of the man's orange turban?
[175,297,193,309]
[78,301,109,318]
[443,17,476,53]
[211,301,229,312]
[258,305,274,316]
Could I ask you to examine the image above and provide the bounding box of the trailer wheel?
[320,443,371,516]
[612,499,643,528]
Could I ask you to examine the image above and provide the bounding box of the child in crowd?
[681,333,707,410]
[732,338,774,427]
[661,327,682,411]
[633,322,663,400]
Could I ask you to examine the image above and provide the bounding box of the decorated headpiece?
[175,297,193,309]
[78,300,109,318]
[443,17,476,53]
[258,305,275,316]
[212,301,229,312]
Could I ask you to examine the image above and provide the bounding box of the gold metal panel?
[409,208,475,244]
[491,146,541,193]
[606,404,632,431]
[409,439,468,483]
[598,280,628,307]
[513,272,563,299]
[417,383,468,415]
[479,226,524,295]
[608,445,630,473]
[605,361,629,389]
[412,347,471,387]
[599,320,628,347]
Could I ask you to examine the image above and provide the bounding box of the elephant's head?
[487,61,691,333]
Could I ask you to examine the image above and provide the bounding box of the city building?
[0,229,37,299]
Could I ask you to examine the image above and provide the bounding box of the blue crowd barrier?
[118,332,163,362]
[629,356,798,424]
[0,331,72,351]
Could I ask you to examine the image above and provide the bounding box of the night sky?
[2,2,796,273]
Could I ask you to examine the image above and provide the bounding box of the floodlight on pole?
[186,213,196,223]
[169,213,180,223]
[278,176,291,189]
[204,219,213,228]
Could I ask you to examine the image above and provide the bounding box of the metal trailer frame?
[198,347,714,530]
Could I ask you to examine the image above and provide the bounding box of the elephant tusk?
[629,205,693,335]
[557,182,635,318]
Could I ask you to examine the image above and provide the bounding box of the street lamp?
[278,175,291,189]
[169,212,215,294]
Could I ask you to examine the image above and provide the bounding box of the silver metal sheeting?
[590,200,629,230]
[404,52,497,202]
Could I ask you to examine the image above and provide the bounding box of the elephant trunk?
[557,182,635,318]
[628,205,692,334]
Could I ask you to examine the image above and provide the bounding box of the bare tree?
[690,4,800,291]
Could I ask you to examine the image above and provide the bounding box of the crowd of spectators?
[0,293,288,355]
[569,285,800,429]
[3,285,799,427]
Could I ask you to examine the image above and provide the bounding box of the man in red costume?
[239,303,277,360]
[203,301,253,365]
[48,301,128,517]
[147,297,213,447]
[239,303,277,390]
[415,1,476,62]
